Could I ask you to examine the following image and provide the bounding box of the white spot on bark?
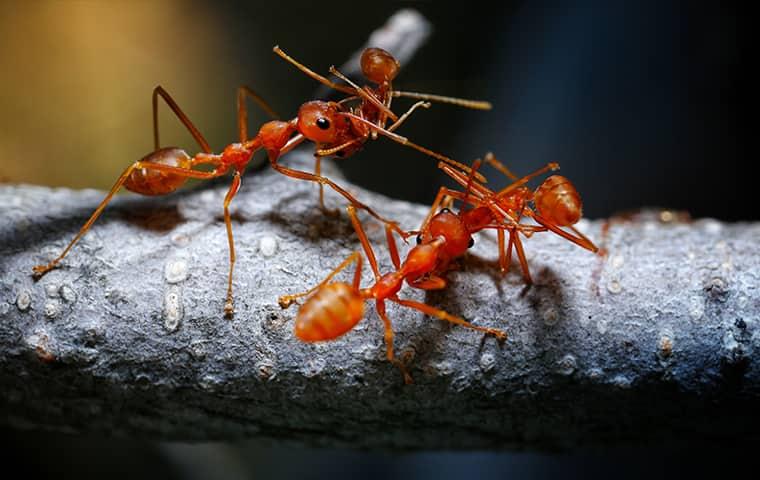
[164,259,189,284]
[557,354,577,376]
[16,290,31,311]
[44,283,59,298]
[259,236,278,257]
[59,285,77,303]
[689,297,704,320]
[304,358,326,377]
[542,308,559,326]
[164,287,183,332]
[479,352,496,373]
[44,301,60,319]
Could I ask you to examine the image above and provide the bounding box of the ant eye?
[468,237,475,248]
[416,234,423,244]
[316,117,330,130]
[441,207,451,214]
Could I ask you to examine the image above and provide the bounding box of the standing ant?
[32,46,491,317]
[278,167,510,383]
[434,153,598,284]
[278,157,596,381]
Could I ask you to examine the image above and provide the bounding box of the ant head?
[361,48,400,84]
[419,207,472,257]
[297,101,351,144]
[534,175,583,226]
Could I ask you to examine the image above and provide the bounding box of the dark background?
[0,1,745,479]
[0,1,741,220]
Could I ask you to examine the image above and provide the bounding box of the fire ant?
[272,45,491,207]
[434,153,599,284]
[32,46,490,317]
[278,166,510,383]
[277,156,597,383]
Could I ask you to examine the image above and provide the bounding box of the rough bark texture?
[1,151,758,450]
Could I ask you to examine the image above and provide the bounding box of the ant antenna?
[459,158,483,215]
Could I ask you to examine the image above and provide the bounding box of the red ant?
[434,153,599,284]
[277,156,597,383]
[32,47,490,317]
[278,164,511,383]
[272,45,491,206]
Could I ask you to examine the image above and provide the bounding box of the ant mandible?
[32,47,490,317]
[278,168,510,383]
[435,153,598,284]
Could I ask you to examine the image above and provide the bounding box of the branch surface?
[1,152,758,450]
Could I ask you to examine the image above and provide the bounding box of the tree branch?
[1,10,758,450]
[0,152,758,449]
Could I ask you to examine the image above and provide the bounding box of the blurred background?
[0,0,740,219]
[0,1,743,479]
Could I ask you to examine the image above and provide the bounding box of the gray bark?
[1,152,759,450]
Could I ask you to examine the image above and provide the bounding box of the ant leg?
[375,300,412,384]
[494,163,560,199]
[328,66,398,122]
[419,188,448,232]
[347,205,382,280]
[223,171,242,317]
[385,223,401,270]
[511,230,533,284]
[278,132,307,157]
[391,297,507,341]
[273,46,355,96]
[153,86,211,153]
[408,275,447,290]
[569,225,600,253]
[391,90,492,111]
[313,155,339,216]
[497,229,510,275]
[312,136,368,208]
[278,251,362,308]
[418,187,473,232]
[315,156,325,212]
[459,158,484,214]
[441,195,456,211]
[341,112,488,184]
[315,137,363,157]
[268,152,406,238]
[527,209,599,253]
[483,152,519,181]
[238,85,280,142]
[33,162,222,277]
[386,101,431,133]
[438,162,494,201]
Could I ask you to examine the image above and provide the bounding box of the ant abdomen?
[534,175,583,226]
[294,283,365,342]
[360,47,400,84]
[125,147,191,195]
